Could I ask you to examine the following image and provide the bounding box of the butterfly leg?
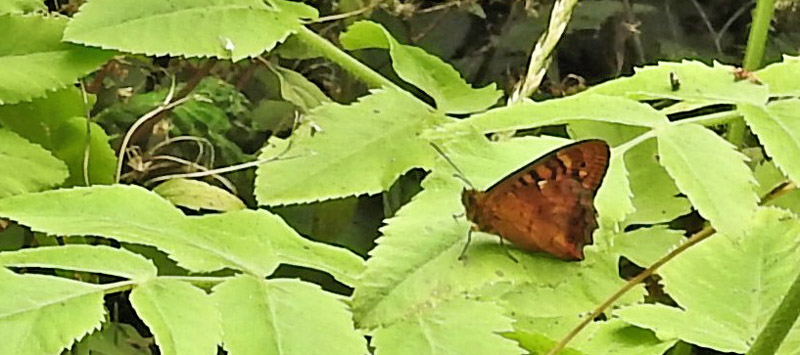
[497,237,519,263]
[458,229,473,260]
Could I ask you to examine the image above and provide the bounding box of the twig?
[114,95,194,183]
[716,1,755,54]
[510,0,580,102]
[79,80,92,186]
[309,3,377,23]
[546,180,798,354]
[689,0,722,54]
[620,0,645,64]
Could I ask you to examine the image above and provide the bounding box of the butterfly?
[441,140,611,261]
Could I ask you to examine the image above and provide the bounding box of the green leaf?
[512,318,676,355]
[594,153,634,227]
[64,0,304,61]
[0,87,117,186]
[756,55,800,97]
[212,275,367,355]
[340,21,501,114]
[446,94,669,135]
[0,245,157,280]
[586,61,769,106]
[609,226,684,267]
[73,323,152,355]
[0,128,68,198]
[0,268,105,355]
[624,138,691,225]
[657,123,758,238]
[372,298,522,355]
[0,14,113,104]
[617,208,800,354]
[256,89,448,205]
[568,121,691,225]
[153,179,245,212]
[741,100,800,184]
[0,0,44,14]
[0,185,364,285]
[130,278,221,355]
[270,64,331,112]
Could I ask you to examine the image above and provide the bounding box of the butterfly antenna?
[428,142,476,190]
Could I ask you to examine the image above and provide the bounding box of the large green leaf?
[372,298,521,355]
[255,89,448,205]
[0,185,364,286]
[0,244,157,280]
[444,94,669,135]
[0,87,117,186]
[657,123,758,238]
[0,14,113,104]
[340,21,501,114]
[0,0,44,14]
[0,128,68,198]
[0,268,105,355]
[756,55,800,97]
[130,278,221,355]
[212,275,367,355]
[585,61,769,106]
[741,100,800,184]
[617,208,800,354]
[64,0,313,61]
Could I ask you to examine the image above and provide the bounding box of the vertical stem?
[743,0,776,70]
[730,0,776,147]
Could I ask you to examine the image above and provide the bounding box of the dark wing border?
[484,139,611,193]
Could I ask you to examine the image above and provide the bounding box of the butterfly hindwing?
[463,140,610,260]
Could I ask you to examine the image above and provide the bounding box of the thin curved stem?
[114,96,193,183]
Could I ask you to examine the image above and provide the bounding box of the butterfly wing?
[465,140,610,260]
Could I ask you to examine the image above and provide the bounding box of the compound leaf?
[0,128,67,198]
[212,275,366,355]
[0,14,113,104]
[130,278,220,355]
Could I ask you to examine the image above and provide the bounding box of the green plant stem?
[743,0,776,71]
[614,110,742,157]
[732,0,776,147]
[101,276,231,295]
[746,258,800,354]
[293,26,400,90]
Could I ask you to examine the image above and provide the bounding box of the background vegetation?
[1,0,799,354]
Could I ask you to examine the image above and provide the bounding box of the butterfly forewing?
[462,140,610,260]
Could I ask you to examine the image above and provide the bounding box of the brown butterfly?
[439,140,610,261]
